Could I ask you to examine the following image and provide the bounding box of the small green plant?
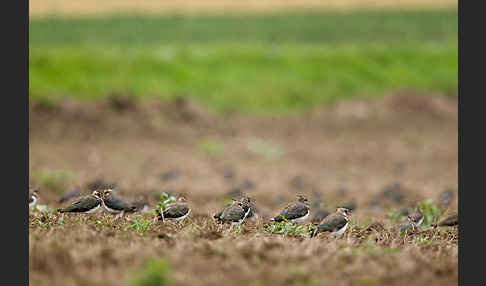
[131,257,171,286]
[265,218,314,238]
[419,199,445,227]
[196,139,223,157]
[131,215,152,233]
[36,210,54,228]
[412,232,442,245]
[155,192,177,219]
[95,215,111,227]
[34,204,52,213]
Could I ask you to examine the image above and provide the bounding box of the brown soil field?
[29,93,458,286]
[30,0,457,18]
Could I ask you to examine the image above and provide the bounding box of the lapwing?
[218,200,251,230]
[311,207,351,238]
[158,197,191,223]
[397,219,416,233]
[435,212,458,227]
[214,197,253,223]
[101,189,138,218]
[57,190,103,213]
[29,188,39,209]
[272,194,310,223]
[407,207,424,227]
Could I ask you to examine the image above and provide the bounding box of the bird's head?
[32,188,40,197]
[241,196,254,205]
[297,194,309,205]
[102,189,113,199]
[177,196,187,203]
[336,207,351,218]
[92,190,103,199]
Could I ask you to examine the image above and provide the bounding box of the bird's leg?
[411,222,418,231]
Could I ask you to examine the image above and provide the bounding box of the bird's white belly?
[416,217,424,227]
[29,197,37,208]
[86,204,101,214]
[291,211,309,223]
[173,209,191,222]
[332,222,348,237]
[242,208,251,221]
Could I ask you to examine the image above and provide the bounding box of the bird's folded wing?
[279,203,307,220]
[317,214,347,232]
[221,205,245,222]
[62,196,99,212]
[106,197,133,211]
[163,204,189,218]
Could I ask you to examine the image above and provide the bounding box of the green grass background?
[29,10,458,113]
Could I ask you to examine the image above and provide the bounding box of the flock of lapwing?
[29,183,458,238]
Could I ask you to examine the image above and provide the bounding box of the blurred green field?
[29,10,458,113]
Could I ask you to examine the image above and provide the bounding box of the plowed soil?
[29,92,458,286]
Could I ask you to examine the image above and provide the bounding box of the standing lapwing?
[218,200,251,230]
[272,194,310,223]
[311,207,351,238]
[29,188,39,209]
[101,189,137,218]
[57,190,103,214]
[214,196,253,223]
[397,219,416,233]
[407,206,424,228]
[158,197,191,223]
